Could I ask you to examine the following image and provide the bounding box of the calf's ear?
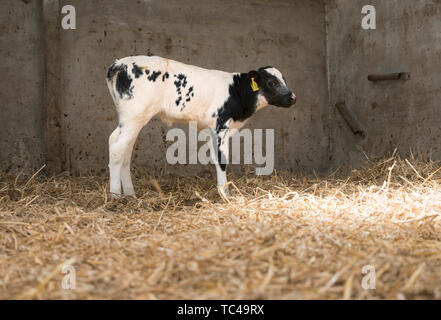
[248,70,260,83]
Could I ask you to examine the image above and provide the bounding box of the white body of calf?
[106,55,296,197]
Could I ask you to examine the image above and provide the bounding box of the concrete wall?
[59,0,329,176]
[327,0,441,170]
[3,0,441,177]
[0,0,44,174]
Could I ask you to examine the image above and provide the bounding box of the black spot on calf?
[132,63,143,78]
[115,64,133,99]
[174,73,187,88]
[186,86,194,97]
[107,62,119,82]
[162,72,170,81]
[185,86,194,103]
[148,71,162,82]
[173,74,191,110]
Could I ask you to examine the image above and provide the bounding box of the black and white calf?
[106,56,296,198]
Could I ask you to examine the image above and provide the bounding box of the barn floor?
[1,155,441,300]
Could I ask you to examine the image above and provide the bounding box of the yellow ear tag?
[251,77,259,92]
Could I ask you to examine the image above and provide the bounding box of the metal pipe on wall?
[367,72,411,81]
[335,102,367,140]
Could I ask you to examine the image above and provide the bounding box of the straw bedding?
[1,154,441,299]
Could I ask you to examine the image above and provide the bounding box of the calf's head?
[248,67,296,108]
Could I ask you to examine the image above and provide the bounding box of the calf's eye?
[268,81,277,87]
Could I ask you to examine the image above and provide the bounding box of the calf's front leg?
[209,129,230,200]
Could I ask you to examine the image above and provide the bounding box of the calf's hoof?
[110,192,121,200]
[217,185,231,202]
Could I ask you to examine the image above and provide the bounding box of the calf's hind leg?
[120,128,142,197]
[109,126,124,197]
[109,118,151,198]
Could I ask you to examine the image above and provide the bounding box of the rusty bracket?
[368,72,411,82]
[335,102,367,140]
